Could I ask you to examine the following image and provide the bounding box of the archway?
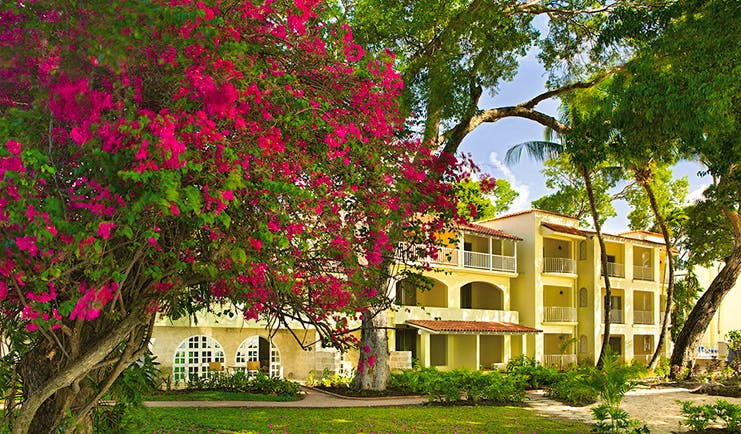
[172,335,225,384]
[236,336,282,378]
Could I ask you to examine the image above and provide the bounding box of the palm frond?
[504,141,563,166]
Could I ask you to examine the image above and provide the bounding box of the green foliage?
[591,404,650,434]
[547,369,599,407]
[624,164,688,233]
[652,357,671,380]
[531,156,618,227]
[671,272,701,342]
[586,352,646,411]
[505,355,561,389]
[185,371,300,398]
[727,330,741,354]
[454,178,518,221]
[678,399,741,433]
[306,368,355,388]
[390,367,526,404]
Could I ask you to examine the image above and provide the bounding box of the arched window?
[236,336,282,378]
[579,287,588,307]
[173,335,225,384]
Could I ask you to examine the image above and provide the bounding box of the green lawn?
[127,406,590,433]
[144,390,300,402]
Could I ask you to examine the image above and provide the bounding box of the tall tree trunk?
[581,165,613,369]
[13,312,152,434]
[635,171,675,371]
[352,308,390,391]
[670,210,741,378]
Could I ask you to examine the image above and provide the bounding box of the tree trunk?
[636,173,675,371]
[670,246,741,378]
[13,312,152,434]
[582,165,613,369]
[352,308,390,391]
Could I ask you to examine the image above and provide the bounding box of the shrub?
[306,368,354,389]
[591,404,650,434]
[505,355,560,389]
[391,367,526,404]
[186,371,300,397]
[678,399,741,433]
[547,368,598,406]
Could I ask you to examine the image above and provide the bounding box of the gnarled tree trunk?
[353,308,390,391]
[13,311,153,434]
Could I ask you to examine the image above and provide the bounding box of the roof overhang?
[405,320,542,335]
[541,222,586,240]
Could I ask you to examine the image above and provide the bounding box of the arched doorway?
[172,335,225,384]
[236,336,282,378]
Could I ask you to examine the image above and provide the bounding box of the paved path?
[525,386,741,434]
[143,386,427,408]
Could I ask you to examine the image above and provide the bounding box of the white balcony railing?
[397,243,516,273]
[543,354,577,369]
[633,265,654,281]
[603,262,625,278]
[543,306,577,323]
[543,257,576,274]
[463,251,516,272]
[633,310,654,325]
[608,309,624,324]
[633,354,651,365]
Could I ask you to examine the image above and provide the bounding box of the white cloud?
[686,184,710,204]
[488,151,531,212]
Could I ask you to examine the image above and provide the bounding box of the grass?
[127,406,590,433]
[144,390,300,402]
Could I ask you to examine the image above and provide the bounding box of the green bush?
[505,355,560,389]
[591,404,650,434]
[678,399,741,433]
[391,367,525,404]
[187,371,300,397]
[547,368,598,406]
[306,368,354,388]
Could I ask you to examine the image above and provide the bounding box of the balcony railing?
[633,265,654,281]
[603,262,625,278]
[608,309,624,324]
[543,257,576,274]
[633,310,654,325]
[633,354,651,365]
[463,251,516,272]
[543,306,577,323]
[543,354,577,369]
[396,243,516,273]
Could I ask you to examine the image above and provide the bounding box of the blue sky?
[456,50,710,233]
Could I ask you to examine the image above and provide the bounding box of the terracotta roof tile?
[457,223,522,241]
[406,320,542,334]
[541,222,586,237]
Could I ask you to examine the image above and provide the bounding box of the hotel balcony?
[633,310,655,325]
[543,354,578,370]
[602,262,625,278]
[543,306,577,323]
[608,309,624,324]
[633,265,654,281]
[543,257,576,274]
[399,244,517,274]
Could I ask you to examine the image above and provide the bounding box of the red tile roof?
[406,320,542,334]
[541,222,586,237]
[458,223,522,241]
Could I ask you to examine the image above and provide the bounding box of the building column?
[504,335,512,363]
[420,332,431,367]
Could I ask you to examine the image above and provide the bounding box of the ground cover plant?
[678,399,741,433]
[390,366,526,404]
[143,390,298,402]
[128,406,591,433]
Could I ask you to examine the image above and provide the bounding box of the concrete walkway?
[142,386,428,408]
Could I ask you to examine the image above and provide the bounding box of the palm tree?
[506,135,617,368]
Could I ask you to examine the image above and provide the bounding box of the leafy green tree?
[604,0,740,376]
[455,178,519,221]
[531,155,620,228]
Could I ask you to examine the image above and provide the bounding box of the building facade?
[150,209,676,383]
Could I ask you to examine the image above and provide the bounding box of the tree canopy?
[0,1,464,431]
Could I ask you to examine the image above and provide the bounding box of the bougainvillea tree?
[0,1,464,431]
